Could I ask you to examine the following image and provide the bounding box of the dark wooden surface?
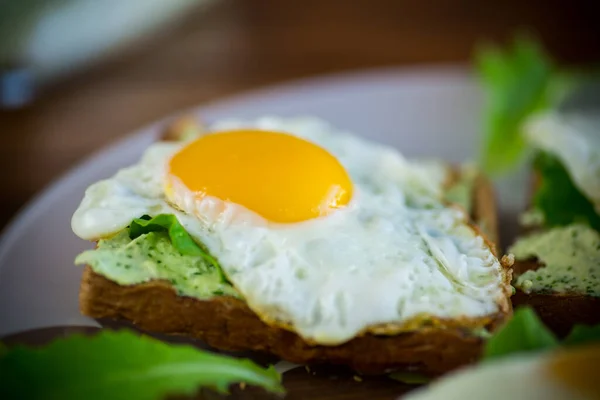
[1,0,599,228]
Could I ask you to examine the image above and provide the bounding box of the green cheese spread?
[510,224,600,297]
[75,230,239,299]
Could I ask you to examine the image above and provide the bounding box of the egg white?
[72,116,507,345]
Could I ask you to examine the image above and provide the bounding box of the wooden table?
[1,0,598,228]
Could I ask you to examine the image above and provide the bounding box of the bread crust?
[79,118,510,374]
[81,265,502,375]
[472,173,500,249]
[511,289,600,338]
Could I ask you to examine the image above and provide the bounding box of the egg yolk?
[167,129,353,223]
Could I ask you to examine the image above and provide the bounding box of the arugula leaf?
[475,35,554,175]
[483,307,559,360]
[130,214,229,284]
[130,214,219,266]
[0,330,284,400]
[533,152,600,231]
[563,324,600,347]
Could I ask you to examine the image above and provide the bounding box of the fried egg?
[72,116,509,345]
[403,344,600,400]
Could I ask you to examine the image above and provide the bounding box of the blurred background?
[0,0,599,228]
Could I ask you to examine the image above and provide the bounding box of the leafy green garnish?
[483,307,559,360]
[129,214,227,282]
[484,307,600,361]
[533,152,600,231]
[476,35,553,175]
[563,324,600,347]
[130,215,210,259]
[0,330,284,400]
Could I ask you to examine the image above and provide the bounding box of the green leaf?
[483,307,559,360]
[533,152,600,231]
[0,330,284,400]
[129,214,223,275]
[563,324,600,347]
[475,35,554,175]
[129,214,228,283]
[130,215,204,257]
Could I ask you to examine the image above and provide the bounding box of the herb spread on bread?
[75,229,239,299]
[510,225,600,296]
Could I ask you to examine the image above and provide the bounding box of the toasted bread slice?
[510,175,600,337]
[78,118,510,375]
[511,259,600,337]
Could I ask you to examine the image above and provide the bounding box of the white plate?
[0,67,527,337]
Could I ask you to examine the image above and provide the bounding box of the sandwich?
[476,36,600,336]
[72,116,512,375]
[509,112,600,336]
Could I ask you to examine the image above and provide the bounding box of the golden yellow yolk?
[167,129,353,223]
